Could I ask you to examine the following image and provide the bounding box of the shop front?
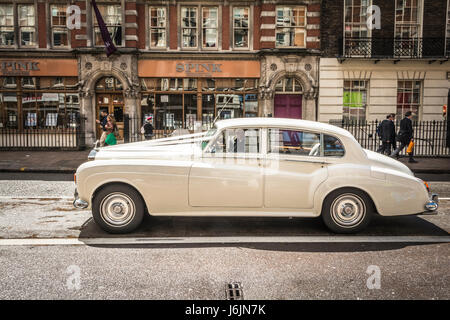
[0,59,81,149]
[138,59,260,132]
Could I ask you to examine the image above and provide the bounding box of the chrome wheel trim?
[100,192,136,227]
[330,193,366,228]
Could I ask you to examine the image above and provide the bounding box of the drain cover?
[226,282,243,300]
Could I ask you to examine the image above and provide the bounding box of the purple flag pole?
[91,0,117,57]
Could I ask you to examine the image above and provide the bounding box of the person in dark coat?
[142,117,154,140]
[376,114,396,155]
[391,111,417,163]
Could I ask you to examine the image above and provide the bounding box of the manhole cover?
[226,282,243,300]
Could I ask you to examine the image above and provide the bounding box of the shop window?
[181,7,198,48]
[94,5,122,47]
[233,7,249,49]
[0,92,18,128]
[216,94,243,120]
[397,80,420,121]
[150,7,166,48]
[2,77,16,89]
[202,94,215,130]
[202,78,215,91]
[184,94,197,130]
[245,94,258,117]
[343,80,368,122]
[155,94,183,130]
[276,6,306,48]
[141,78,157,91]
[22,77,36,89]
[183,78,197,91]
[0,4,14,46]
[51,4,69,47]
[18,4,36,47]
[202,7,218,48]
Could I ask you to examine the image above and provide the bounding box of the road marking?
[0,236,449,246]
[0,196,73,201]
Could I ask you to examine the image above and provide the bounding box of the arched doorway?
[273,77,303,119]
[95,76,124,140]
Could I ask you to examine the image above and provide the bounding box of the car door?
[188,127,264,208]
[263,128,328,209]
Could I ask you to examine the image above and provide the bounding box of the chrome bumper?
[73,189,88,209]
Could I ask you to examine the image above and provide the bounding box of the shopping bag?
[406,140,414,154]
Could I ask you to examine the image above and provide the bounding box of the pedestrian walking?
[95,110,108,147]
[376,114,396,155]
[391,111,417,163]
[104,114,118,146]
[141,116,154,140]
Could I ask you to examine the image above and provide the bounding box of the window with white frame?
[94,4,122,47]
[344,0,372,56]
[181,7,198,48]
[343,80,368,122]
[395,0,421,39]
[18,4,36,46]
[0,4,14,46]
[51,4,69,47]
[275,6,306,48]
[233,7,249,48]
[397,80,420,121]
[202,7,218,48]
[149,7,166,48]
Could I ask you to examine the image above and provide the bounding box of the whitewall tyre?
[92,184,145,234]
[321,188,373,234]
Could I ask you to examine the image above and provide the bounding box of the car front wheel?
[321,188,373,234]
[92,184,144,234]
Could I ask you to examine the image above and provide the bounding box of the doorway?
[273,77,303,119]
[274,94,302,119]
[95,77,124,140]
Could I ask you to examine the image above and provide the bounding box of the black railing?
[0,114,86,150]
[330,119,449,157]
[341,37,446,59]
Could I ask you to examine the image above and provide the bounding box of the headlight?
[88,149,97,161]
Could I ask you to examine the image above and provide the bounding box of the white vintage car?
[73,118,438,234]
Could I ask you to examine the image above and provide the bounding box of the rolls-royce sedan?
[73,118,438,234]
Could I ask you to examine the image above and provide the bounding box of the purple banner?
[91,0,117,57]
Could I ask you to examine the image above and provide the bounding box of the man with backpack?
[391,111,417,163]
[376,114,396,156]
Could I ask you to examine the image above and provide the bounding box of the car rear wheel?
[321,188,373,234]
[92,184,144,234]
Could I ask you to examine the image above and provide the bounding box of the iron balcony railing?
[340,37,447,59]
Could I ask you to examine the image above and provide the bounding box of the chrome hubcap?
[100,192,135,227]
[330,193,366,228]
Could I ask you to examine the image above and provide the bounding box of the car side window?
[323,135,345,157]
[206,128,260,154]
[268,128,321,157]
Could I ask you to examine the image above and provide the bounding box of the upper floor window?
[344,0,371,39]
[94,5,122,47]
[395,0,422,39]
[202,7,218,48]
[446,0,450,55]
[51,4,69,47]
[275,78,303,93]
[0,4,14,46]
[150,7,166,48]
[275,6,306,48]
[343,80,368,122]
[233,7,249,49]
[181,7,197,48]
[18,4,36,46]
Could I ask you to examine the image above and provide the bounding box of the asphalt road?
[0,175,449,300]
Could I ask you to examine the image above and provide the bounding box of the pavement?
[0,150,449,174]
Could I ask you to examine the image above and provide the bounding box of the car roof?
[214,118,353,138]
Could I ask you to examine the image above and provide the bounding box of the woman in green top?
[104,114,118,146]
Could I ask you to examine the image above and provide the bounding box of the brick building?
[0,0,321,148]
[319,0,450,122]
